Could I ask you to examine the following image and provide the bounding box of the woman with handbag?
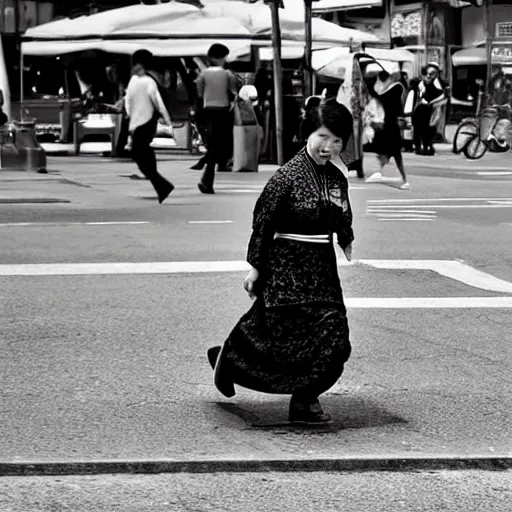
[207,98,354,425]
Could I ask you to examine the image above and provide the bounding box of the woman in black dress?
[208,98,354,425]
[369,71,410,190]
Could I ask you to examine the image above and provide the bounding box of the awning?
[22,38,253,60]
[313,46,414,79]
[450,46,512,67]
[312,0,382,14]
[23,0,382,58]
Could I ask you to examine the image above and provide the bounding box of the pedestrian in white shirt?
[125,50,174,203]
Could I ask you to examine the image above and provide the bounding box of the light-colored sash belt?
[274,232,331,244]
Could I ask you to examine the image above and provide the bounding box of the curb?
[0,198,70,204]
[1,457,511,477]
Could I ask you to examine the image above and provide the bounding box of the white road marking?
[374,205,512,209]
[378,218,436,221]
[358,260,512,294]
[222,189,261,193]
[1,259,511,295]
[346,297,512,308]
[476,172,512,176]
[188,221,234,224]
[0,221,150,227]
[373,213,435,218]
[367,198,512,203]
[367,209,437,214]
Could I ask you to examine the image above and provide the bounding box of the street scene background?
[1,148,511,510]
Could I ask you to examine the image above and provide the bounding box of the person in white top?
[125,50,174,204]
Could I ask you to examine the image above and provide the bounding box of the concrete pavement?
[0,145,510,204]
[1,471,511,511]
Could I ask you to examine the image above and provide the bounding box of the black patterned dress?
[213,148,354,399]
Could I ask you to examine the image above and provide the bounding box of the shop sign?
[0,0,53,33]
[492,44,512,64]
[391,10,423,40]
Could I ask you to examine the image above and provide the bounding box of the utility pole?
[304,0,313,98]
[483,0,493,104]
[268,0,284,165]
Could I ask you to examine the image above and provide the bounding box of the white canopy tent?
[22,0,381,58]
[312,46,415,79]
[311,0,383,14]
[201,0,381,45]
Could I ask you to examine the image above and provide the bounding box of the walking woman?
[207,98,354,425]
[366,71,410,190]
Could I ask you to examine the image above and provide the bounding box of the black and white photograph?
[0,0,511,510]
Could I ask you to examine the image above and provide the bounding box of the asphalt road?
[0,152,511,469]
[1,470,512,512]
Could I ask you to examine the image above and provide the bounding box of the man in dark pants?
[125,50,174,203]
[196,44,238,194]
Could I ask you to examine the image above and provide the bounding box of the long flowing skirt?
[213,239,352,397]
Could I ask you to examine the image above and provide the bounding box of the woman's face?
[307,125,343,165]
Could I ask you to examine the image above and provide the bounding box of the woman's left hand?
[343,243,353,262]
[244,267,260,299]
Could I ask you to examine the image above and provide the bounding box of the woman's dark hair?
[307,97,353,150]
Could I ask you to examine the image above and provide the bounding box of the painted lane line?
[222,189,262,193]
[345,297,512,308]
[358,260,512,294]
[477,172,512,176]
[377,218,436,221]
[0,221,150,227]
[372,213,435,218]
[367,198,512,203]
[367,209,437,214]
[1,259,511,295]
[188,221,234,224]
[369,212,436,218]
[0,261,252,276]
[371,205,512,209]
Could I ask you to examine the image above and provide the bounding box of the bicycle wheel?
[463,136,488,160]
[453,120,478,154]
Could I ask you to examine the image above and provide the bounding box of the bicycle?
[453,103,512,160]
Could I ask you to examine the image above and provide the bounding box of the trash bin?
[0,120,47,172]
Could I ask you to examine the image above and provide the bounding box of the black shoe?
[414,148,425,155]
[207,346,221,370]
[425,146,436,156]
[158,182,174,204]
[289,398,333,425]
[190,158,206,170]
[198,183,215,194]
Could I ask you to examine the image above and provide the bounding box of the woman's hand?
[243,267,260,299]
[343,243,353,262]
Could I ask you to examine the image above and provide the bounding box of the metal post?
[484,0,493,105]
[269,1,284,166]
[304,0,313,98]
[386,0,393,49]
[19,43,24,121]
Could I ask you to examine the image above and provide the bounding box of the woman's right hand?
[243,267,260,300]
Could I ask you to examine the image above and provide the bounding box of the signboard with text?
[492,43,512,65]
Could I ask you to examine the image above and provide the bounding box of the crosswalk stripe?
[1,259,511,294]
[367,198,512,203]
[346,297,512,308]
[378,218,435,221]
